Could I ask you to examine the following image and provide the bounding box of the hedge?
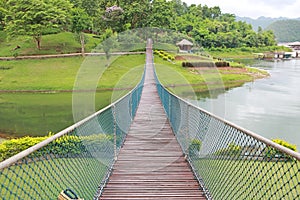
[182,61,230,68]
[0,134,113,162]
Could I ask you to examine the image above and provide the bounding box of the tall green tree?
[71,8,92,55]
[149,0,174,29]
[0,0,8,30]
[122,1,150,29]
[5,0,72,49]
[101,28,117,60]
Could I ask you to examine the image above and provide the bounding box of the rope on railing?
[0,67,145,200]
[153,57,300,200]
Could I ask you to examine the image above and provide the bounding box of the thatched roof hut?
[176,39,193,51]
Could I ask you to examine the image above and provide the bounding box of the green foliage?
[0,0,278,52]
[265,139,297,160]
[182,61,215,68]
[0,31,101,56]
[0,135,48,161]
[156,50,175,61]
[272,139,297,152]
[4,0,72,49]
[188,139,202,156]
[215,143,242,157]
[100,28,118,60]
[0,134,113,162]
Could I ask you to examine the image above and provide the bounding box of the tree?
[71,8,92,55]
[0,0,8,30]
[122,1,150,29]
[101,28,117,60]
[149,0,174,29]
[5,0,72,50]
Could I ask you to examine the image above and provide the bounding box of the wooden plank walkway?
[100,41,206,200]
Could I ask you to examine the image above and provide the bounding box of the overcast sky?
[182,0,300,19]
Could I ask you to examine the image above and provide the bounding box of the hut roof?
[176,39,193,46]
[289,41,300,46]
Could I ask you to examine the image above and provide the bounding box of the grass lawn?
[207,46,291,59]
[0,31,102,57]
[154,55,267,99]
[0,157,108,199]
[0,91,114,137]
[0,54,145,137]
[0,54,145,91]
[193,158,300,200]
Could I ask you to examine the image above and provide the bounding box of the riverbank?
[154,54,269,98]
[0,51,268,139]
[0,54,145,138]
[207,46,291,59]
[194,59,300,150]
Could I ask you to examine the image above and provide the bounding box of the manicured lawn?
[0,91,113,137]
[0,32,101,57]
[193,158,300,200]
[154,55,266,98]
[0,54,145,91]
[0,157,109,199]
[0,54,145,137]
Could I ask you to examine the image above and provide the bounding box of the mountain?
[236,16,287,31]
[236,16,300,32]
[265,20,300,42]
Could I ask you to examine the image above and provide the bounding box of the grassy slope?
[207,46,291,59]
[0,54,145,137]
[0,54,145,90]
[194,159,299,199]
[0,31,101,57]
[154,55,265,98]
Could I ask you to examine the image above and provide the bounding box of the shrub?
[182,61,215,68]
[215,143,242,157]
[215,61,230,67]
[0,134,113,162]
[188,139,202,156]
[272,139,297,151]
[265,139,297,160]
[158,53,164,58]
[163,56,168,60]
[0,136,48,161]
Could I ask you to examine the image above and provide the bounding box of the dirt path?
[0,52,144,61]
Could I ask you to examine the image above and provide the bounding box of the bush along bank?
[0,134,113,162]
[182,61,230,68]
[154,50,175,61]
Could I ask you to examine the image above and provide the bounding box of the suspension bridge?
[0,40,299,200]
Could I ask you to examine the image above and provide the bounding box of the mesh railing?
[154,64,300,200]
[0,70,145,200]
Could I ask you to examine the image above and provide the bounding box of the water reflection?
[191,59,300,150]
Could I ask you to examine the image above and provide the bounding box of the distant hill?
[265,20,300,42]
[236,16,285,31]
[236,16,300,32]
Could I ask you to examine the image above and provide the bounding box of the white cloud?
[181,0,300,18]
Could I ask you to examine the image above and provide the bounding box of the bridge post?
[169,93,172,125]
[185,104,190,156]
[112,105,117,160]
[129,92,133,120]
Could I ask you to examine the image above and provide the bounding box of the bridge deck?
[100,43,206,199]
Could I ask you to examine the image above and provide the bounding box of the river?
[191,59,300,150]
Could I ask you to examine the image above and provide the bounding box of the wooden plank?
[100,42,206,199]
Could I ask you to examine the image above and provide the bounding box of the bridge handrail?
[166,91,300,160]
[0,83,139,169]
[0,75,144,170]
[153,55,299,199]
[0,61,146,199]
